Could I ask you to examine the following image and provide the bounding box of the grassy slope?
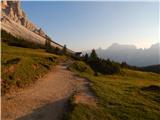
[67,61,160,120]
[1,43,62,94]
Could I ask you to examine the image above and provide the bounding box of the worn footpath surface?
[2,63,96,120]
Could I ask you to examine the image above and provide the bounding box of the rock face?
[1,0,46,37]
[1,0,74,53]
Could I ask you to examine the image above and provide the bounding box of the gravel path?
[2,63,96,120]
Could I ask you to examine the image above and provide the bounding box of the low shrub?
[84,49,121,75]
[68,61,94,75]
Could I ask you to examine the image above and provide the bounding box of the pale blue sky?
[21,1,159,51]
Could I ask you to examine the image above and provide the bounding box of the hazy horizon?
[22,1,159,51]
[83,42,160,51]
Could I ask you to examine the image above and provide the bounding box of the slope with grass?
[1,43,64,94]
[67,61,160,120]
[139,64,160,74]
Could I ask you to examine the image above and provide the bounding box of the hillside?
[1,0,47,45]
[140,64,160,74]
[1,0,46,37]
[1,0,74,53]
[1,42,65,94]
[67,61,160,120]
[2,42,160,120]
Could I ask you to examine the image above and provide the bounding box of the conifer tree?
[90,49,98,61]
[84,53,89,62]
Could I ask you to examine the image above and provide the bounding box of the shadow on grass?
[141,85,160,92]
[16,98,70,120]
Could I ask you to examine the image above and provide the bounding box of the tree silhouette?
[84,53,89,62]
[90,49,98,61]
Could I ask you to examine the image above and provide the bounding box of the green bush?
[85,49,121,75]
[68,61,94,75]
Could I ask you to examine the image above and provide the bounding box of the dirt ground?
[2,63,96,120]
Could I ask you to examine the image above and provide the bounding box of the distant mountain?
[85,43,160,67]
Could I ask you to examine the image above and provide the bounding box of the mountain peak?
[94,43,159,66]
[1,0,46,38]
[108,43,137,50]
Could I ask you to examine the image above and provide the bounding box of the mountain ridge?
[1,0,46,37]
[1,0,75,53]
[84,43,160,67]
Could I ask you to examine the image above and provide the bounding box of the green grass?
[67,61,160,120]
[1,43,61,94]
[68,61,94,75]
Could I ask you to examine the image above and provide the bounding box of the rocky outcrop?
[1,0,46,37]
[1,0,74,54]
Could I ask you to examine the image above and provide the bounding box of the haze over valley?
[85,43,160,66]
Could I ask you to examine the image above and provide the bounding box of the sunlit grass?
[1,43,60,94]
[67,61,160,120]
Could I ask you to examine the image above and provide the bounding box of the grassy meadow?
[67,61,160,120]
[1,42,63,94]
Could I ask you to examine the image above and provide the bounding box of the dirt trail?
[2,63,96,120]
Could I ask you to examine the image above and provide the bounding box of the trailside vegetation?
[1,29,71,56]
[1,42,60,94]
[84,49,121,75]
[1,29,44,49]
[67,60,160,120]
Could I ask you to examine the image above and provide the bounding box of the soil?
[2,62,96,120]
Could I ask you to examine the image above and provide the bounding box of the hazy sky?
[21,1,159,51]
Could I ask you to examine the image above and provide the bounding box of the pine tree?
[90,49,98,61]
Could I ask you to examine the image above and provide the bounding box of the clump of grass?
[66,104,112,120]
[1,43,60,94]
[68,61,94,75]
